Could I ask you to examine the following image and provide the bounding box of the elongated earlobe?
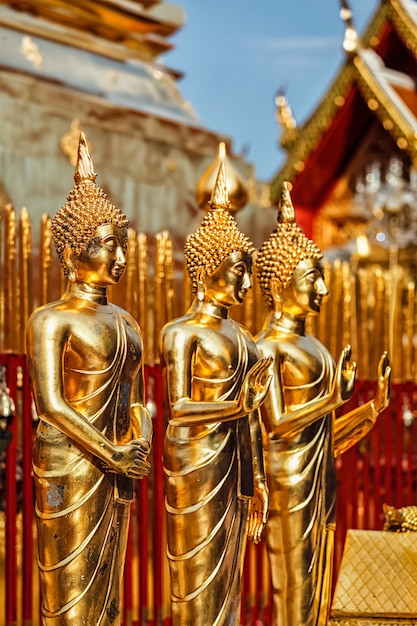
[63,246,77,283]
[270,278,284,319]
[196,268,206,302]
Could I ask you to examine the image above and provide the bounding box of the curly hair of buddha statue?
[185,161,254,293]
[256,181,322,308]
[52,132,128,276]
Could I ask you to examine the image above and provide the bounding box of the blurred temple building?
[0,0,273,252]
[273,0,417,383]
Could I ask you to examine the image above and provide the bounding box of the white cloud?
[247,34,341,54]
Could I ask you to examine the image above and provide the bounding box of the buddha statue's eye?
[232,263,247,276]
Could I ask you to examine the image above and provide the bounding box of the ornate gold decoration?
[52,131,127,274]
[270,63,355,203]
[275,89,298,148]
[340,0,361,54]
[26,132,152,625]
[255,183,390,626]
[196,142,249,212]
[353,54,417,161]
[330,529,417,623]
[362,0,417,60]
[383,503,417,532]
[185,161,254,293]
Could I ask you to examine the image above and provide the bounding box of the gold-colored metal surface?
[330,529,417,623]
[26,133,152,625]
[255,183,390,626]
[383,503,417,532]
[196,142,249,213]
[160,162,271,625]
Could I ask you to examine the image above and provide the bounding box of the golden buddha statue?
[26,133,152,626]
[255,182,391,626]
[160,162,272,626]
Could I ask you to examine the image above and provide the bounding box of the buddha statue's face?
[70,223,128,286]
[204,250,252,307]
[280,257,328,317]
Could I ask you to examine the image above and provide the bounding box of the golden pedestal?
[330,529,417,625]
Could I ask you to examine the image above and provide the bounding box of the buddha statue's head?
[52,132,128,278]
[185,162,255,305]
[256,182,325,316]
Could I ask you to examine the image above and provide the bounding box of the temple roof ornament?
[275,88,298,149]
[340,0,361,54]
[270,0,417,209]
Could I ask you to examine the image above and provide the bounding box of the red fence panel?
[1,354,416,626]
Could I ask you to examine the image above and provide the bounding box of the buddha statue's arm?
[247,409,268,543]
[27,311,150,479]
[128,318,152,452]
[130,366,152,453]
[160,326,272,427]
[258,344,357,440]
[334,352,391,457]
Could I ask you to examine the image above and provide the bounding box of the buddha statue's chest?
[281,339,331,406]
[64,315,140,378]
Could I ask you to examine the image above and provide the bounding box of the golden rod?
[40,214,52,306]
[153,232,164,365]
[404,279,414,381]
[4,205,17,352]
[0,205,4,353]
[358,268,370,379]
[19,207,32,354]
[329,259,342,358]
[137,232,148,363]
[163,232,175,324]
[342,261,352,353]
[125,228,137,317]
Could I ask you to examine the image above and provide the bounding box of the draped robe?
[262,340,336,626]
[32,305,138,626]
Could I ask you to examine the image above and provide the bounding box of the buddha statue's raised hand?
[373,351,391,415]
[330,345,357,406]
[237,355,273,414]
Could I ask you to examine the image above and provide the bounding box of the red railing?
[0,353,412,625]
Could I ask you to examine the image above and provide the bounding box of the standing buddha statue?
[255,182,391,626]
[26,133,152,626]
[160,161,272,625]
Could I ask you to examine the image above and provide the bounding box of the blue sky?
[164,0,378,181]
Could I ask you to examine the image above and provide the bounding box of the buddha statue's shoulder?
[28,298,72,324]
[160,313,199,345]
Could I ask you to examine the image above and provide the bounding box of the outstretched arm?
[160,325,272,427]
[262,346,356,440]
[334,352,391,457]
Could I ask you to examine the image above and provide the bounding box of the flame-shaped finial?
[277,181,295,223]
[275,87,297,146]
[208,161,231,210]
[339,0,361,54]
[74,132,97,184]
